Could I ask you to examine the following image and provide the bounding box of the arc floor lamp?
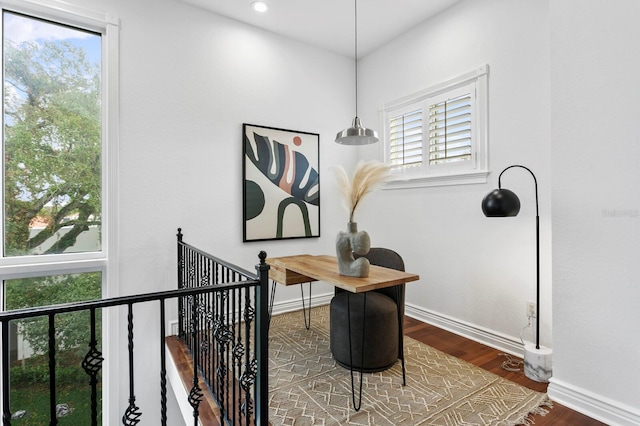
[481,165,552,382]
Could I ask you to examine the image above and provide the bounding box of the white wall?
[78,0,359,422]
[356,1,640,422]
[41,0,640,424]
[358,0,552,350]
[548,0,640,422]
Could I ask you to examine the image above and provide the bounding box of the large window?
[0,1,118,423]
[382,65,489,188]
[3,11,102,257]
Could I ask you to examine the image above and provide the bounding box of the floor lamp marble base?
[481,165,552,383]
[524,343,552,383]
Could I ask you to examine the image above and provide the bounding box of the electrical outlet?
[527,302,536,318]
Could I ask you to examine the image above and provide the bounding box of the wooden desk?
[266,254,420,411]
[267,254,419,291]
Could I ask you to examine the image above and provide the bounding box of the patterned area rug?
[268,305,550,426]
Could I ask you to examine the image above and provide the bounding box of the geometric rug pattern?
[268,305,551,425]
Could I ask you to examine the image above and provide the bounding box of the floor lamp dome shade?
[335,0,379,145]
[481,188,521,217]
[335,117,379,145]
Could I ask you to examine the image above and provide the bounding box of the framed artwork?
[243,124,320,242]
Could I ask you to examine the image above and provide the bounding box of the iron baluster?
[214,291,229,423]
[239,285,255,422]
[188,293,203,425]
[2,320,11,425]
[177,228,185,340]
[254,251,270,425]
[224,284,235,417]
[81,307,104,426]
[48,314,58,425]
[159,300,167,426]
[230,287,237,425]
[123,303,141,425]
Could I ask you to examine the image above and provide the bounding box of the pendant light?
[335,0,379,145]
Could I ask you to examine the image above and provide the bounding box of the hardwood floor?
[166,335,222,426]
[167,315,607,425]
[403,316,606,425]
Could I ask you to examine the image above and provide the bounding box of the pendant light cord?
[354,0,358,117]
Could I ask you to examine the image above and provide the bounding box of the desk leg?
[268,281,313,331]
[346,292,367,412]
[395,286,406,386]
[300,282,312,330]
[268,280,277,330]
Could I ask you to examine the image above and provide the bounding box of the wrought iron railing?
[177,229,269,426]
[0,229,270,426]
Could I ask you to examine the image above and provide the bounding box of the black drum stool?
[329,290,399,371]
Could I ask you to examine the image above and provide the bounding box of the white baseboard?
[269,292,333,316]
[404,303,525,357]
[405,303,640,426]
[548,379,640,426]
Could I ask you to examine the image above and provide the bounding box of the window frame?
[0,0,119,423]
[381,65,489,189]
[0,0,119,282]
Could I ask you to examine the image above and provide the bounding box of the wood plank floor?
[403,316,605,425]
[167,315,606,425]
[166,335,222,426]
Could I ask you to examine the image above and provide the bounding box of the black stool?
[330,291,399,371]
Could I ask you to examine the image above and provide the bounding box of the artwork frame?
[243,123,320,242]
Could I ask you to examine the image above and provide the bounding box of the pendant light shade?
[335,117,378,145]
[335,0,378,145]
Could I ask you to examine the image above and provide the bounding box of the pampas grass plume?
[335,161,390,223]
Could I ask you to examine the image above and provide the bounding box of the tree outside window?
[2,11,103,424]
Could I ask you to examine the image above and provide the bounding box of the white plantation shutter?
[389,109,422,168]
[382,65,488,187]
[428,94,472,165]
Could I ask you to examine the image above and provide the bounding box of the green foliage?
[5,273,102,356]
[10,360,89,386]
[11,383,102,425]
[3,39,101,256]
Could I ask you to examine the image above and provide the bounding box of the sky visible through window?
[4,12,100,64]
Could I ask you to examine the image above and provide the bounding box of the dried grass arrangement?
[334,161,391,223]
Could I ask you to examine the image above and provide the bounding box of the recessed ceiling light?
[251,1,269,13]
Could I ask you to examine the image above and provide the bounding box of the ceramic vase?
[336,222,371,277]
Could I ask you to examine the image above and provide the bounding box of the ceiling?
[178,0,462,58]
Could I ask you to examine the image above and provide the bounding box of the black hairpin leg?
[300,282,312,330]
[400,338,406,386]
[395,286,406,386]
[267,279,277,330]
[346,292,367,411]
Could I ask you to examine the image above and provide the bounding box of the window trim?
[0,2,119,424]
[380,65,489,189]
[0,0,119,31]
[0,0,119,282]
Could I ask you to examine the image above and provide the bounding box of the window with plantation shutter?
[428,94,472,165]
[382,65,489,188]
[389,109,422,168]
